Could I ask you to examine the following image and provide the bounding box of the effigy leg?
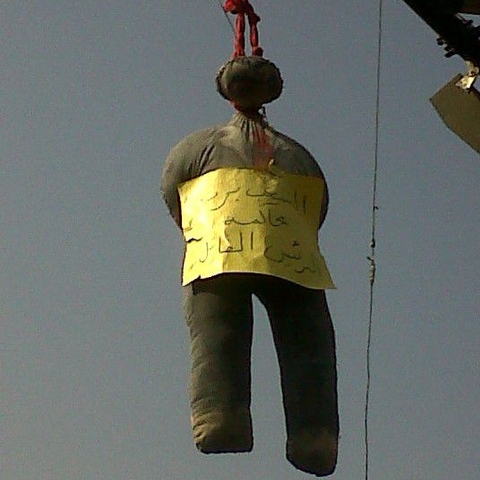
[257,278,339,476]
[183,274,254,453]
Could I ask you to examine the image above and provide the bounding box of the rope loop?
[223,0,263,57]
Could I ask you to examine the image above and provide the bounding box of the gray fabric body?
[161,112,329,228]
[183,273,339,475]
[161,112,338,476]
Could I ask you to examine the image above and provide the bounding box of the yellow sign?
[178,167,335,289]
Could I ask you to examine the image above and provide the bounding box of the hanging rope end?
[252,46,264,56]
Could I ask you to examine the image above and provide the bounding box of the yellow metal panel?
[431,74,480,154]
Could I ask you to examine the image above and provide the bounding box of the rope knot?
[223,0,263,58]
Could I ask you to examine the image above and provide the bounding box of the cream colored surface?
[178,167,335,289]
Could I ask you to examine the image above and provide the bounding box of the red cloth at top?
[223,0,263,57]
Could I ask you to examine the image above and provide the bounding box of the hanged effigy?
[161,1,339,476]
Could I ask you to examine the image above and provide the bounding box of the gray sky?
[1,1,479,479]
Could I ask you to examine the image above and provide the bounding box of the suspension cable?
[215,0,236,33]
[365,0,384,479]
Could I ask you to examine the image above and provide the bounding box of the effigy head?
[216,56,283,112]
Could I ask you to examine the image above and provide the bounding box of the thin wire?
[215,0,235,33]
[365,0,383,479]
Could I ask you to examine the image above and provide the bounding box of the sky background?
[1,1,479,479]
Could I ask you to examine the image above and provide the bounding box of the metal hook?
[455,60,480,90]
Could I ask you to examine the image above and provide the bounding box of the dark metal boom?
[400,0,480,64]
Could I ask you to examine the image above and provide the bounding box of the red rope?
[223,0,263,57]
[252,120,273,168]
[222,1,271,163]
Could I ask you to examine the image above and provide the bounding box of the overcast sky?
[1,1,479,479]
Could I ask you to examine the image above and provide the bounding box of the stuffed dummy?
[161,55,339,477]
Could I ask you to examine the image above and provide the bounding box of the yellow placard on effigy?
[178,167,335,289]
